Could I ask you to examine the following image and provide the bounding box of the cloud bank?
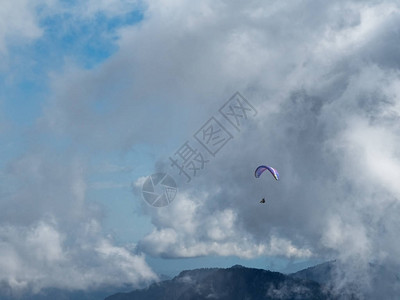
[2,0,400,297]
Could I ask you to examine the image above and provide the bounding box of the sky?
[1,0,400,297]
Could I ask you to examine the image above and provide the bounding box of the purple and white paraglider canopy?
[254,165,279,180]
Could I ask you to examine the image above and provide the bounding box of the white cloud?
[317,2,400,56]
[45,0,398,271]
[341,119,400,197]
[0,150,157,295]
[0,219,157,293]
[140,192,312,259]
[133,176,148,189]
[117,1,400,294]
[0,0,45,54]
[3,0,400,296]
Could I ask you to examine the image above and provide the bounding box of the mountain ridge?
[105,264,335,300]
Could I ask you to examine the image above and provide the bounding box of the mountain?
[290,260,400,299]
[105,265,335,300]
[290,260,337,284]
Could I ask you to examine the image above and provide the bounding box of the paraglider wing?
[254,165,279,180]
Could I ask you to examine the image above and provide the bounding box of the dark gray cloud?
[126,0,400,295]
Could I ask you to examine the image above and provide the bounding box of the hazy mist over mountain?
[106,261,400,300]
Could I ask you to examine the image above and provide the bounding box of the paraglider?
[254,165,279,180]
[255,165,279,203]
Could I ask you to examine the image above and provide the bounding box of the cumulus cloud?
[121,0,400,294]
[0,0,161,295]
[138,191,312,258]
[3,0,400,297]
[0,219,157,293]
[0,150,157,294]
[40,0,400,264]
